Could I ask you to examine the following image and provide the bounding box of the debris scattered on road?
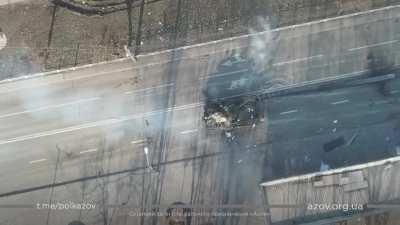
[320,161,330,171]
[323,136,345,152]
[205,112,231,128]
[224,130,235,142]
[203,55,267,136]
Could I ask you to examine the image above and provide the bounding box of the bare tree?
[127,0,134,47]
[135,0,146,55]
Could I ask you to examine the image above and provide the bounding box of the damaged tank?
[203,54,284,137]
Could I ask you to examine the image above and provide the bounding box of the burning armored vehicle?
[203,54,287,138]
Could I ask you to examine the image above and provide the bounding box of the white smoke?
[248,17,276,73]
[0,30,6,51]
[11,77,198,153]
[15,82,102,123]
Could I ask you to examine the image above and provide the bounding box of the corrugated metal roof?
[261,156,400,224]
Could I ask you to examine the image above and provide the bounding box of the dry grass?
[0,0,397,79]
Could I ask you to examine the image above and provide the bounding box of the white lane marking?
[375,100,390,105]
[0,67,135,94]
[0,102,203,146]
[131,139,145,145]
[29,158,47,164]
[348,40,398,51]
[0,97,100,119]
[180,129,198,135]
[199,69,249,80]
[390,90,399,94]
[79,148,98,154]
[279,109,298,115]
[273,55,323,66]
[0,0,27,6]
[331,99,350,105]
[125,83,174,95]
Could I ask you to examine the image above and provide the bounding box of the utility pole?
[45,4,58,68]
[134,0,146,56]
[45,146,61,225]
[171,0,183,47]
[127,0,133,47]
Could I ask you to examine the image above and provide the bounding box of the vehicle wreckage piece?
[205,112,231,128]
[203,97,261,131]
[203,55,269,132]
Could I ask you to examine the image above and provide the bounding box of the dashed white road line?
[390,90,399,94]
[374,100,390,105]
[0,83,175,120]
[0,97,100,119]
[0,102,203,146]
[331,99,350,105]
[273,55,323,67]
[131,139,145,145]
[0,66,135,94]
[180,129,198,135]
[348,40,398,51]
[279,109,298,115]
[0,0,33,7]
[29,158,47,164]
[79,148,98,154]
[125,83,174,95]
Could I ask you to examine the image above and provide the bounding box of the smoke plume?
[248,17,276,73]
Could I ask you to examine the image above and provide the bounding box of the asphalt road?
[0,5,399,225]
[265,78,400,179]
